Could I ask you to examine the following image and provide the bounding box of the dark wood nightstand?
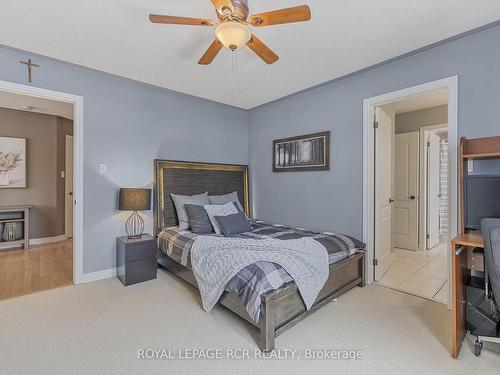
[116,234,157,286]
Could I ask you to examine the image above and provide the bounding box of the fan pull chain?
[231,50,238,74]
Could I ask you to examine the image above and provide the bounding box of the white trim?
[64,134,74,239]
[0,80,85,285]
[29,234,68,246]
[418,124,448,251]
[363,76,458,311]
[77,268,117,284]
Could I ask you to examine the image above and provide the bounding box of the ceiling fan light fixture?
[215,21,251,50]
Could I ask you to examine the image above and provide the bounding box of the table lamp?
[119,188,151,238]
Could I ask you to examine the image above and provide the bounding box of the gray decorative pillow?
[208,191,244,212]
[185,204,213,234]
[170,192,209,230]
[203,202,239,235]
[214,212,253,237]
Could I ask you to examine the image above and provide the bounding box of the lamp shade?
[119,188,151,211]
[215,21,251,50]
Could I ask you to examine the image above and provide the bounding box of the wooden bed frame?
[154,159,365,351]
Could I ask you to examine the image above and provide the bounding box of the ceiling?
[384,89,449,114]
[0,91,73,119]
[1,1,500,109]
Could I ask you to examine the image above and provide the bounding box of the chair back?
[481,218,500,311]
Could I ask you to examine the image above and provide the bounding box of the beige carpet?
[1,268,499,375]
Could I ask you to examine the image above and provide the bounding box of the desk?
[451,232,484,358]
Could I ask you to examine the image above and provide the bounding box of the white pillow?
[203,202,239,235]
[208,191,244,212]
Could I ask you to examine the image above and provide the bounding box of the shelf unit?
[0,205,31,250]
[459,135,500,234]
[451,135,500,358]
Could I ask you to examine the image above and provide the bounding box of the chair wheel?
[474,340,483,357]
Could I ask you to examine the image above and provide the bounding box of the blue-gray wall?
[2,21,500,274]
[248,24,500,239]
[0,45,248,274]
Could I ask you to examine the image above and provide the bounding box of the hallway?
[377,241,448,304]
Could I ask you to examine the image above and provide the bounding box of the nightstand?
[116,234,157,286]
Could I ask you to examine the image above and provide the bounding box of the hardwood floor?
[0,239,73,300]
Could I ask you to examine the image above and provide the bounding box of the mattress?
[158,220,365,322]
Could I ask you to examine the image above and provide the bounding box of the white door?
[427,132,440,249]
[393,132,419,251]
[65,135,74,238]
[374,107,394,280]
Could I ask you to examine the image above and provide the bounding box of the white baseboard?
[29,234,68,246]
[76,268,116,284]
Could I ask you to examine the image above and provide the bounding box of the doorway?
[0,80,84,297]
[363,76,458,308]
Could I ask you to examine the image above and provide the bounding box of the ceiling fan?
[149,0,311,65]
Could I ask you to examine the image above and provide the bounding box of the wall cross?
[19,58,40,83]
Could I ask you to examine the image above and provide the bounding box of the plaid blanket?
[158,220,365,322]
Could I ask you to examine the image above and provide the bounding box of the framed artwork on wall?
[0,136,27,188]
[273,131,330,172]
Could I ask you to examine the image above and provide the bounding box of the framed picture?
[0,136,27,188]
[273,131,330,172]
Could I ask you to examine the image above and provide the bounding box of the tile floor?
[377,240,448,304]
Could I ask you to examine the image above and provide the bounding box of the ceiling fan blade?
[210,0,234,16]
[248,5,311,27]
[246,35,279,64]
[198,39,223,65]
[149,14,214,26]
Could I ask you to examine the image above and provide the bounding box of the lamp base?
[125,211,144,239]
[127,234,143,240]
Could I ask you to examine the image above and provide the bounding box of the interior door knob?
[388,198,394,203]
[409,195,416,200]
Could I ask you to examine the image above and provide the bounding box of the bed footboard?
[158,250,365,351]
[259,252,365,351]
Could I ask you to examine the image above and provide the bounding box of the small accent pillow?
[184,204,213,234]
[208,191,244,212]
[170,192,209,230]
[214,212,253,237]
[203,202,239,235]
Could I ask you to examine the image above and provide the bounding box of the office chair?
[477,218,500,356]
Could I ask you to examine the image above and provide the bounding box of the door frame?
[419,124,448,251]
[65,134,74,239]
[362,76,458,309]
[0,79,84,285]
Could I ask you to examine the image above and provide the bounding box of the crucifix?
[19,58,39,83]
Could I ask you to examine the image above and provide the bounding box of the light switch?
[98,163,107,175]
[61,171,65,178]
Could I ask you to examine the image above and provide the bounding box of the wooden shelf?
[462,152,500,159]
[462,135,500,157]
[451,232,484,248]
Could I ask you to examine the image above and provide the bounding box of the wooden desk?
[451,232,484,358]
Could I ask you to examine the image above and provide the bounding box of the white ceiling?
[1,1,500,109]
[0,91,73,119]
[385,89,449,114]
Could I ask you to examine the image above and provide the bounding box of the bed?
[154,159,365,351]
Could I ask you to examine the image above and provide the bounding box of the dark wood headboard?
[154,160,249,234]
